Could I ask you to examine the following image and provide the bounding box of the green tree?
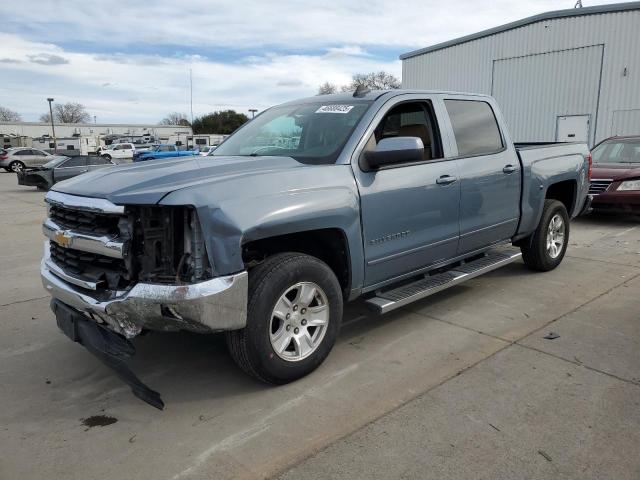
[192,110,249,134]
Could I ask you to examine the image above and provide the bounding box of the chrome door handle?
[436,175,457,185]
[503,164,517,174]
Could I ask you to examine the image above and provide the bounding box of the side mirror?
[365,137,424,168]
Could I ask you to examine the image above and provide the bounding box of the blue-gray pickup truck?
[41,89,591,408]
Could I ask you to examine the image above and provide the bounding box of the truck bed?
[514,141,590,238]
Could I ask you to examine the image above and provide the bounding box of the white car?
[199,145,218,156]
[100,143,136,162]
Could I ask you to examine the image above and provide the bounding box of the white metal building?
[401,2,640,146]
[0,121,192,139]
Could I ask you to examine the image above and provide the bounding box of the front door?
[444,98,521,254]
[354,99,461,288]
[556,115,590,143]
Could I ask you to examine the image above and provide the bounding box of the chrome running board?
[366,248,522,314]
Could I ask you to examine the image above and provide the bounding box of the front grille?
[49,204,120,236]
[588,179,613,195]
[50,241,131,290]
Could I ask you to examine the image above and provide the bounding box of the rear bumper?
[41,244,248,338]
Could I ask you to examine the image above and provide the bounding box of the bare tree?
[0,106,22,122]
[160,112,191,126]
[341,71,401,92]
[317,81,338,95]
[40,102,91,123]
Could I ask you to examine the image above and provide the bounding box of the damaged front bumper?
[41,246,248,338]
[42,246,248,408]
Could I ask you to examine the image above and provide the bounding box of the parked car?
[100,143,136,162]
[0,147,67,173]
[199,145,218,156]
[588,136,640,214]
[17,155,115,190]
[41,89,590,408]
[134,144,200,162]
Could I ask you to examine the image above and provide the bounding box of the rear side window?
[445,100,503,156]
[89,156,110,165]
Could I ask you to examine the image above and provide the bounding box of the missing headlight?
[131,206,211,284]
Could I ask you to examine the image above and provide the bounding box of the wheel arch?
[242,228,352,299]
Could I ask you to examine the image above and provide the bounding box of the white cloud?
[0,33,400,122]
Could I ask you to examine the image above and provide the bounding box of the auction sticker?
[315,105,355,114]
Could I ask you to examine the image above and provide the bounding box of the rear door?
[13,149,37,167]
[53,156,88,182]
[444,97,521,254]
[353,95,461,288]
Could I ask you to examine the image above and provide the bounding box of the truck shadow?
[126,263,532,407]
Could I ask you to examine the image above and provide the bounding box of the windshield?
[592,139,640,164]
[213,100,372,164]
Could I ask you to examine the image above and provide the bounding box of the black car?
[17,155,115,190]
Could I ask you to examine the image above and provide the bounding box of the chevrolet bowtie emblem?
[54,231,72,248]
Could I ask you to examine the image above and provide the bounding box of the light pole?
[248,109,257,119]
[47,98,57,153]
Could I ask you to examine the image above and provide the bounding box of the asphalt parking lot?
[1,171,639,480]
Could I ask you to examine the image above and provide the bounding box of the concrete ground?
[0,171,639,480]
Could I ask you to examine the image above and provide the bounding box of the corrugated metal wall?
[492,45,603,144]
[402,10,640,145]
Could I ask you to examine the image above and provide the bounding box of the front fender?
[160,164,365,293]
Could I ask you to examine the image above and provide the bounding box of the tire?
[226,252,343,384]
[102,154,111,160]
[521,199,570,272]
[9,161,25,173]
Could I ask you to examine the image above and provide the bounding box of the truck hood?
[592,163,640,181]
[52,155,310,204]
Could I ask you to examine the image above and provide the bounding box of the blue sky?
[0,0,624,123]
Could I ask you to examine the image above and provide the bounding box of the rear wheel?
[521,199,569,271]
[9,161,25,173]
[102,154,111,160]
[226,252,343,384]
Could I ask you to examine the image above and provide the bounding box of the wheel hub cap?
[546,214,565,259]
[269,281,329,362]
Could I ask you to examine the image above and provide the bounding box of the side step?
[365,248,522,314]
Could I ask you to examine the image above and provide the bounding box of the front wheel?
[9,161,25,173]
[521,199,569,271]
[226,252,343,384]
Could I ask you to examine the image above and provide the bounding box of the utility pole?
[94,115,97,124]
[47,98,57,153]
[190,68,194,125]
[249,109,258,119]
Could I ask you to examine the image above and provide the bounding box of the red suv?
[589,136,640,214]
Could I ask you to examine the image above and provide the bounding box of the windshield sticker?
[315,105,355,114]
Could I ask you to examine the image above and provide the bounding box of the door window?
[15,150,32,155]
[365,101,443,163]
[89,156,111,165]
[60,157,87,167]
[445,100,503,157]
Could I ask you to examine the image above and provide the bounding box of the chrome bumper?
[41,246,248,338]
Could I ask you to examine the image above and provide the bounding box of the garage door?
[492,45,603,146]
[612,109,640,137]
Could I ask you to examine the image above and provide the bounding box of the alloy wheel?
[269,281,330,362]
